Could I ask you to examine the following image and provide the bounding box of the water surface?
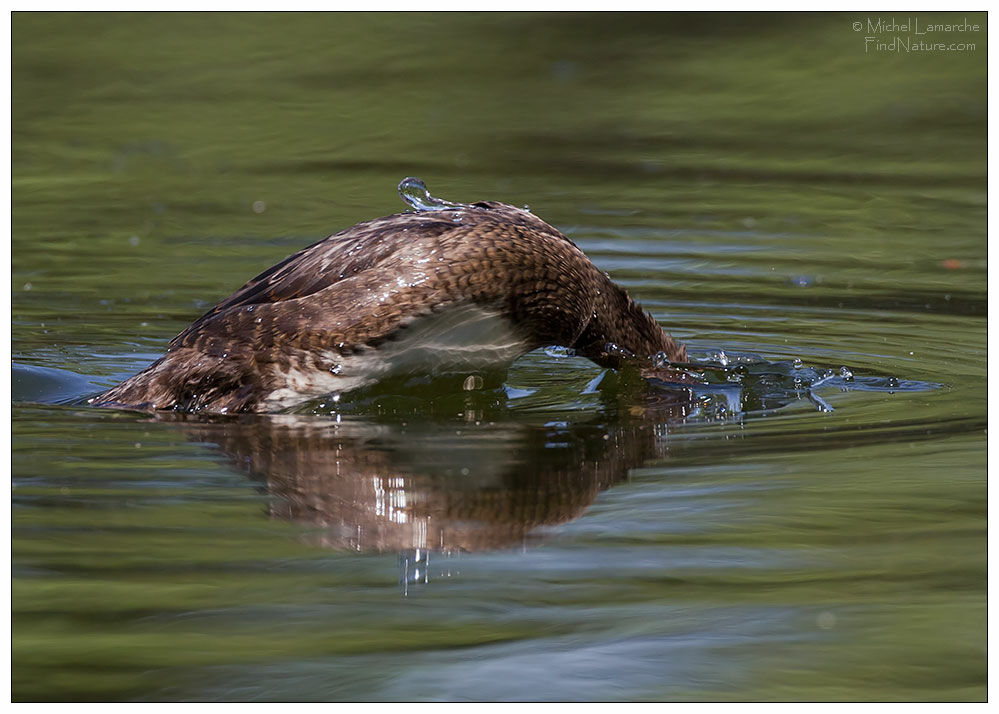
[12,12,986,702]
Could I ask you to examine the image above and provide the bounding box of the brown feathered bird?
[92,179,687,414]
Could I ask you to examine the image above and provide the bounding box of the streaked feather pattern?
[94,200,685,413]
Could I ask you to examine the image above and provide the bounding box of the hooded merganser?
[93,178,687,413]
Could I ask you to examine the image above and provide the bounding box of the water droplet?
[603,342,635,359]
[330,364,342,375]
[252,200,266,214]
[544,346,575,359]
[255,317,262,323]
[792,358,803,369]
[462,374,483,391]
[245,305,254,312]
[839,366,854,381]
[128,235,141,246]
[652,351,672,368]
[398,177,465,212]
[22,283,31,291]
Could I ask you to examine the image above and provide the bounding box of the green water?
[12,12,986,702]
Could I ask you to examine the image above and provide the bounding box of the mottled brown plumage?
[93,191,686,414]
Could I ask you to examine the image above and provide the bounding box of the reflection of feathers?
[94,201,686,414]
[179,415,669,553]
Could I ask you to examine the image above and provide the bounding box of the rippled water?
[12,12,986,701]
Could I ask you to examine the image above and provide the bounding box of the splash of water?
[666,348,939,419]
[398,177,466,213]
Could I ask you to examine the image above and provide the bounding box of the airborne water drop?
[398,177,466,213]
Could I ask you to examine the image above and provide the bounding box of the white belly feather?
[261,303,529,410]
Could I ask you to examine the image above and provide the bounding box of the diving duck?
[92,178,687,414]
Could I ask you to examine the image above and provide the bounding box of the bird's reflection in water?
[151,351,856,592]
[181,414,667,553]
[168,382,700,589]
